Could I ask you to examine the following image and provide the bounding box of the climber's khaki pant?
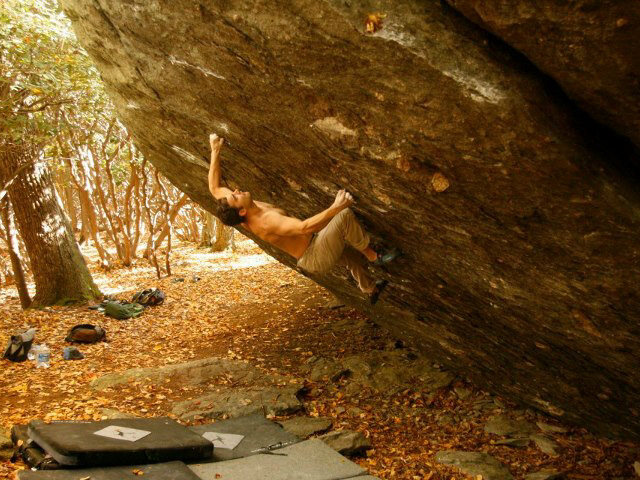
[297,208,376,293]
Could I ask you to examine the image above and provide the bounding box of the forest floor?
[0,239,638,480]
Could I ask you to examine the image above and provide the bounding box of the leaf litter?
[0,238,638,479]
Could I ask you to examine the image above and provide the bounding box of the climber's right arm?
[208,134,232,199]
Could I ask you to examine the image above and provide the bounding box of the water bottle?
[36,344,50,368]
[28,343,41,361]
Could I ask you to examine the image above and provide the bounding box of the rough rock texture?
[530,434,562,457]
[446,0,640,148]
[484,414,537,437]
[435,450,514,480]
[305,350,454,393]
[171,385,303,421]
[319,430,372,457]
[62,0,640,438]
[278,416,333,438]
[91,357,283,390]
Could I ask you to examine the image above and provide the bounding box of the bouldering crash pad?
[27,418,212,466]
[189,413,300,461]
[17,461,201,479]
[188,438,365,480]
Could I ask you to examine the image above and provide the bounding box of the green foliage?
[0,0,109,145]
[0,0,142,203]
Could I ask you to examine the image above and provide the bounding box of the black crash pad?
[189,413,300,461]
[17,461,201,479]
[27,417,213,466]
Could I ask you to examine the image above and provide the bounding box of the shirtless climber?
[207,134,399,304]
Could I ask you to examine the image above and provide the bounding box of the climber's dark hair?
[217,198,245,226]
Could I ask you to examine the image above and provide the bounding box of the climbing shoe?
[373,247,402,267]
[369,280,388,305]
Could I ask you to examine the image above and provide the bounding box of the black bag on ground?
[132,288,165,307]
[65,324,106,344]
[3,328,36,362]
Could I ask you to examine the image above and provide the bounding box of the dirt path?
[1,240,638,479]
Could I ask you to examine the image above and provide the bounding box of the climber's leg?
[297,208,375,275]
[335,246,376,293]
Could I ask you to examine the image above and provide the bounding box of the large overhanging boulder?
[446,0,640,149]
[61,0,640,439]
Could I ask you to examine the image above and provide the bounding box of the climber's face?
[226,189,252,211]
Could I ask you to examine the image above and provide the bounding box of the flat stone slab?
[278,416,332,438]
[320,430,372,456]
[530,434,562,456]
[173,385,302,421]
[91,357,275,390]
[17,461,201,479]
[494,437,530,448]
[306,350,454,394]
[434,450,514,480]
[189,413,299,461]
[484,414,537,437]
[536,421,568,434]
[188,438,366,480]
[27,418,212,466]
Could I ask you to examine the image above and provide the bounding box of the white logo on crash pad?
[93,425,152,442]
[202,432,244,450]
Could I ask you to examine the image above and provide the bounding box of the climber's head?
[217,189,251,226]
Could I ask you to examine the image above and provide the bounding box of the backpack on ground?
[3,328,36,362]
[65,324,106,344]
[104,301,144,319]
[132,288,165,307]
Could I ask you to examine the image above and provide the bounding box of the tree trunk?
[140,158,161,277]
[77,198,91,244]
[63,184,78,233]
[56,164,79,233]
[90,143,125,260]
[64,157,111,268]
[211,217,234,252]
[200,211,215,247]
[0,197,31,308]
[153,193,188,247]
[130,159,143,256]
[155,170,172,276]
[0,143,101,306]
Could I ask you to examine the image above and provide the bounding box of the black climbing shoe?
[373,247,402,267]
[369,280,388,305]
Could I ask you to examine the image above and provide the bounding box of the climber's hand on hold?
[210,133,224,153]
[332,189,354,210]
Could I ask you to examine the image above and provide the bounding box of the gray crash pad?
[27,418,212,466]
[189,413,300,461]
[17,461,201,479]
[188,438,366,480]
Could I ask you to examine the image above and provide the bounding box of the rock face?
[435,450,514,480]
[91,357,276,390]
[62,0,640,438]
[172,385,303,421]
[446,0,640,148]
